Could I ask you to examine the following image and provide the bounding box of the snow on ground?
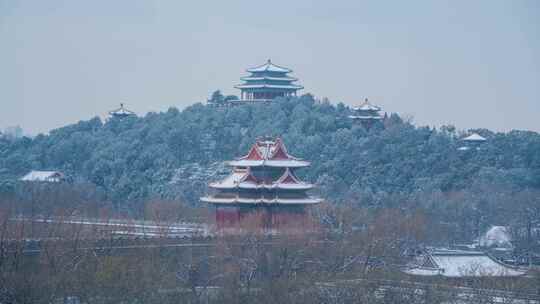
[11,216,209,238]
[431,253,523,277]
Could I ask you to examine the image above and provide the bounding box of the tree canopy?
[1,95,539,208]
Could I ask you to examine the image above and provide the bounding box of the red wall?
[215,205,314,233]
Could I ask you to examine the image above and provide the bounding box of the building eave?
[201,196,322,205]
[228,159,310,168]
[240,76,298,82]
[209,182,314,190]
[234,84,304,90]
[348,115,383,120]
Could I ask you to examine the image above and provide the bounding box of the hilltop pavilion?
[201,137,322,233]
[109,103,136,119]
[457,132,487,151]
[349,98,385,128]
[234,60,303,102]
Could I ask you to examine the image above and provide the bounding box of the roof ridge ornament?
[109,102,135,117]
[269,137,290,160]
[362,98,372,106]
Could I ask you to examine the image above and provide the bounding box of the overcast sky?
[1,0,539,134]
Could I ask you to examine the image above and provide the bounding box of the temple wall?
[215,206,240,230]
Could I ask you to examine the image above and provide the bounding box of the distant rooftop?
[109,103,136,117]
[353,98,381,112]
[246,59,292,73]
[405,249,525,277]
[20,170,64,183]
[228,137,310,168]
[235,60,303,102]
[462,133,487,142]
[349,98,384,124]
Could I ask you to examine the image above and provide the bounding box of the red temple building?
[349,98,385,129]
[234,60,303,102]
[201,137,322,233]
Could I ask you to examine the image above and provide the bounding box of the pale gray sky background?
[1,0,539,134]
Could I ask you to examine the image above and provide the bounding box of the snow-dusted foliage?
[0,95,539,210]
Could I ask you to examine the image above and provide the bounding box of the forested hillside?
[1,95,539,211]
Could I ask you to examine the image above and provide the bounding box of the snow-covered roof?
[276,167,301,183]
[20,170,63,182]
[202,137,321,205]
[240,76,298,82]
[246,59,292,73]
[209,167,313,190]
[210,181,313,190]
[478,226,512,248]
[109,103,135,117]
[349,99,383,122]
[405,249,524,277]
[228,137,310,168]
[200,196,322,205]
[352,98,381,112]
[271,182,313,190]
[228,159,310,168]
[462,133,487,142]
[348,115,383,120]
[234,84,304,90]
[209,169,247,188]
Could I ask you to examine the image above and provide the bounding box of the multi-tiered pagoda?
[234,60,303,102]
[201,137,321,233]
[349,98,384,128]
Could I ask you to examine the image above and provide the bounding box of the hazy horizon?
[1,0,539,135]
